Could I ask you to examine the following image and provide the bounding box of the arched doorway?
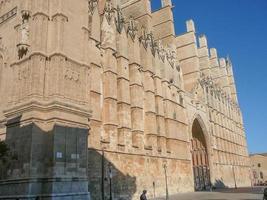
[191,118,211,191]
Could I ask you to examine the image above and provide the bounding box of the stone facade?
[0,0,251,199]
[250,153,267,185]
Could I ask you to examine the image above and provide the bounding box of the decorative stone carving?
[21,25,29,44]
[65,68,80,82]
[139,27,148,49]
[17,10,31,59]
[18,67,30,80]
[139,29,158,52]
[0,1,250,199]
[21,10,30,24]
[115,5,124,33]
[127,16,138,40]
[166,45,176,67]
[88,0,98,15]
[104,0,114,25]
[146,33,158,56]
[0,37,9,63]
[158,40,166,61]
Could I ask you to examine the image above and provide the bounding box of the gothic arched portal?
[191,118,211,191]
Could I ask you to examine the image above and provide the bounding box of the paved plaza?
[154,187,265,200]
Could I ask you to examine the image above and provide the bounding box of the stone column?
[128,36,144,149]
[140,45,157,150]
[154,73,166,153]
[102,49,118,144]
[116,28,131,148]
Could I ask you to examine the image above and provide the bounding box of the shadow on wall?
[88,149,137,200]
[213,179,228,189]
[0,115,90,199]
[0,115,138,199]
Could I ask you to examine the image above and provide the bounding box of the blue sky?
[152,0,267,154]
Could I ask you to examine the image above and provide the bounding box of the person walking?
[140,190,148,200]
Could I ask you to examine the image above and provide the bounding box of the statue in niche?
[17,10,31,59]
[21,24,29,45]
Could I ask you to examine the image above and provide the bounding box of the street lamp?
[232,165,237,189]
[163,163,169,200]
[108,162,113,200]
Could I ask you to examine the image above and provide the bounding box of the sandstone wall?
[88,149,194,200]
[0,0,252,199]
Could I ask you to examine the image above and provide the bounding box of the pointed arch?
[190,114,211,191]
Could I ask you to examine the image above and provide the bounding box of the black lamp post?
[108,162,113,200]
[232,165,237,189]
[163,163,169,200]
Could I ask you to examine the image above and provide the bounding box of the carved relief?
[0,37,9,64]
[127,16,138,40]
[158,40,166,61]
[166,45,176,67]
[104,0,114,25]
[88,0,98,15]
[17,10,31,59]
[64,68,80,82]
[18,66,29,80]
[115,5,124,33]
[139,27,148,49]
[146,33,158,56]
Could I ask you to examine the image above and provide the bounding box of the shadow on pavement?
[214,187,265,194]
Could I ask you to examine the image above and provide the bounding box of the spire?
[226,55,232,67]
[210,48,218,59]
[161,0,172,7]
[199,34,207,47]
[186,19,195,33]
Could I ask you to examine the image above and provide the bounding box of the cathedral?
[0,0,251,199]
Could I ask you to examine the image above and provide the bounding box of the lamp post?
[108,162,113,200]
[153,181,156,198]
[101,150,105,200]
[232,165,237,189]
[163,163,169,200]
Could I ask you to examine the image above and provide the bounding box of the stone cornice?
[10,52,91,70]
[3,100,92,127]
